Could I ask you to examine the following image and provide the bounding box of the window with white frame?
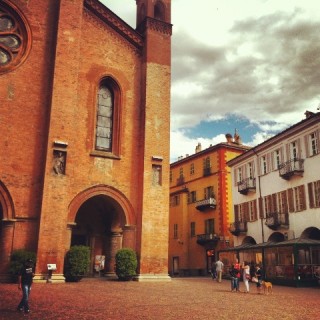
[309,132,319,156]
[278,191,288,214]
[273,149,281,170]
[260,155,267,175]
[293,185,306,212]
[290,141,298,160]
[247,162,254,179]
[248,200,258,221]
[238,203,245,222]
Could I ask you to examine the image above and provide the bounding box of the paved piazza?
[0,277,319,319]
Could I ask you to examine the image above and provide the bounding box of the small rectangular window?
[173,224,178,239]
[190,222,195,237]
[152,165,162,186]
[190,163,195,175]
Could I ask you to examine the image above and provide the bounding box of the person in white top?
[215,259,224,283]
[242,261,250,293]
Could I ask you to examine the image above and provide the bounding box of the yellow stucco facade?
[169,139,250,276]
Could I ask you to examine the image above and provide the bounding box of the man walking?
[17,259,34,314]
[215,258,224,282]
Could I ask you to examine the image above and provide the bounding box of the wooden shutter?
[308,182,314,209]
[258,197,264,218]
[304,134,310,158]
[301,185,307,210]
[234,205,239,221]
[287,188,295,212]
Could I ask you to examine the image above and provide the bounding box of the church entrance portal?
[71,195,126,277]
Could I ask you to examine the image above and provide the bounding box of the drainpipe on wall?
[252,149,265,243]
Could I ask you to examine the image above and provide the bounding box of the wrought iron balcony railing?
[196,233,220,245]
[265,212,289,230]
[237,178,256,195]
[195,197,216,211]
[229,221,247,236]
[279,158,304,180]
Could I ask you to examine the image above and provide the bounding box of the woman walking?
[242,261,250,293]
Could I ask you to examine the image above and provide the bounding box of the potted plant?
[115,248,137,281]
[64,245,90,282]
[9,249,36,282]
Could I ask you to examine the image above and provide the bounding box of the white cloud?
[101,0,320,160]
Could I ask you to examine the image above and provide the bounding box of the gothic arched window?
[0,0,31,74]
[95,78,121,156]
[154,1,165,21]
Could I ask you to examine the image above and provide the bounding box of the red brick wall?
[0,0,171,280]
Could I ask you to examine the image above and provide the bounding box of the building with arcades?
[0,0,172,282]
[222,111,320,287]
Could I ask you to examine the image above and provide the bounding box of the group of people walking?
[212,258,263,294]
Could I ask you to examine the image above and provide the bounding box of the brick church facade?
[0,0,172,282]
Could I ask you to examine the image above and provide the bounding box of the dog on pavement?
[262,281,273,295]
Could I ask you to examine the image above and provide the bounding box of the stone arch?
[0,180,15,277]
[68,184,136,226]
[67,185,136,276]
[268,232,285,242]
[0,180,14,220]
[301,227,320,240]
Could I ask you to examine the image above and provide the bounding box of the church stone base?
[33,273,66,283]
[134,274,171,282]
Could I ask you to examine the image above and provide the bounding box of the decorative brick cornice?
[137,17,172,36]
[84,0,143,50]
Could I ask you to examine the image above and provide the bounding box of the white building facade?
[222,111,320,286]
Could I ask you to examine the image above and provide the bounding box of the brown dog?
[262,281,273,294]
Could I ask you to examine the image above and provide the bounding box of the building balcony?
[237,178,256,195]
[176,176,185,186]
[279,158,304,180]
[195,197,216,211]
[229,221,247,236]
[265,212,289,230]
[196,233,220,245]
[203,167,211,176]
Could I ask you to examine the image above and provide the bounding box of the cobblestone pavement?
[0,277,319,320]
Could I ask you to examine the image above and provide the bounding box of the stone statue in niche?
[53,151,66,175]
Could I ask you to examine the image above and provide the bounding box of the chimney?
[195,142,202,153]
[225,133,233,143]
[305,110,315,118]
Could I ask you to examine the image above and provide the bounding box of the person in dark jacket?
[229,264,238,292]
[17,259,34,314]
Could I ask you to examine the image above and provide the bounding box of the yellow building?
[169,134,250,276]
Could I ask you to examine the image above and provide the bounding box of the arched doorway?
[0,181,15,279]
[67,185,136,277]
[71,195,126,276]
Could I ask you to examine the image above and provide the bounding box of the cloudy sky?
[101,0,320,162]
